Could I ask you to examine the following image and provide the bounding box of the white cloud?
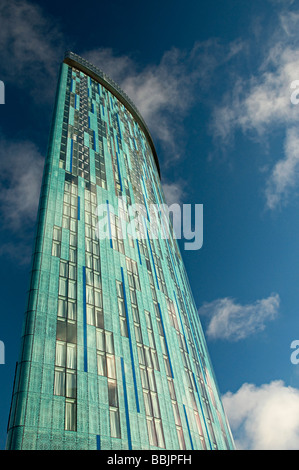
[211,10,299,210]
[83,41,243,159]
[265,127,299,209]
[83,46,195,157]
[0,139,44,231]
[280,11,299,35]
[0,0,63,100]
[199,294,280,341]
[223,380,299,449]
[161,181,187,239]
[162,181,186,206]
[0,0,59,261]
[268,0,295,5]
[0,139,44,263]
[212,46,299,142]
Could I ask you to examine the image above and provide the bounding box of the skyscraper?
[6,52,234,450]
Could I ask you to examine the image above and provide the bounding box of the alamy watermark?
[94,198,203,251]
[0,80,4,104]
[290,80,299,104]
[0,341,4,365]
[290,340,299,364]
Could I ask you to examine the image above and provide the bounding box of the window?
[146,418,157,446]
[59,278,67,297]
[96,329,105,351]
[55,341,66,367]
[143,391,153,416]
[96,309,104,328]
[105,331,114,354]
[59,260,68,277]
[107,354,116,379]
[110,409,121,438]
[120,317,128,337]
[118,299,126,317]
[151,392,160,418]
[68,300,76,321]
[58,298,67,318]
[155,419,165,448]
[172,402,181,426]
[116,280,128,337]
[97,352,106,376]
[65,399,76,431]
[108,380,118,407]
[66,370,76,398]
[52,241,61,258]
[68,280,77,300]
[54,368,65,396]
[87,305,94,325]
[176,426,186,450]
[67,343,76,369]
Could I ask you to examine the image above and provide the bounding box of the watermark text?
[290,80,299,104]
[95,198,203,251]
[0,81,4,104]
[0,340,5,364]
[290,340,299,364]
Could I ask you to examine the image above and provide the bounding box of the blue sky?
[1,0,299,450]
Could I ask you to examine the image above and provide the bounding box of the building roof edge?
[63,51,161,178]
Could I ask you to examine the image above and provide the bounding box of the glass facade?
[6,52,234,450]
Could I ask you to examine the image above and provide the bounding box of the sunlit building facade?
[6,52,234,450]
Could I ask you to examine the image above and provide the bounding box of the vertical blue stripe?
[116,114,122,139]
[142,193,150,221]
[144,162,150,181]
[116,152,123,191]
[88,116,91,128]
[192,371,213,450]
[183,405,194,450]
[74,94,77,109]
[173,288,212,449]
[173,286,212,448]
[142,176,148,199]
[121,267,140,413]
[151,177,160,206]
[116,133,120,153]
[106,200,113,248]
[182,290,207,385]
[166,238,180,287]
[156,174,165,203]
[121,357,132,450]
[77,196,80,221]
[158,303,174,378]
[173,290,189,355]
[96,435,101,450]
[156,205,179,285]
[82,266,88,372]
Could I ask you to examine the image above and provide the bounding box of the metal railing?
[63,51,160,176]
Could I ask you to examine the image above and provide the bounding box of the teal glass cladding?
[6,52,235,450]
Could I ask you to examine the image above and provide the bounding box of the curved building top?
[63,51,161,178]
